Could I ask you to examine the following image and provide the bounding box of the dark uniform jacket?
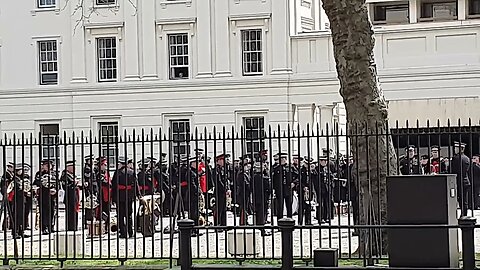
[112,166,138,203]
[451,154,471,186]
[214,165,229,195]
[272,164,298,192]
[399,156,421,175]
[137,169,155,196]
[472,162,480,187]
[1,170,14,196]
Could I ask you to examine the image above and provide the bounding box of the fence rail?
[0,121,479,269]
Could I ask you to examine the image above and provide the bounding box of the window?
[99,122,118,167]
[468,0,480,16]
[38,0,56,8]
[372,2,409,24]
[38,40,58,85]
[168,33,189,79]
[97,37,117,82]
[40,124,59,161]
[170,120,190,157]
[243,117,265,156]
[241,29,263,76]
[96,0,116,5]
[420,0,457,21]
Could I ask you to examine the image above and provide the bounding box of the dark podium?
[387,175,459,268]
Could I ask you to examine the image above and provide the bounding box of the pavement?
[0,207,477,260]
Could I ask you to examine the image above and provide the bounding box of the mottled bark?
[321,0,397,257]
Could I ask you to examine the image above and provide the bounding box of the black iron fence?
[0,120,479,269]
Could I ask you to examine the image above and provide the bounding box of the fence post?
[178,219,194,270]
[278,218,295,270]
[459,216,476,270]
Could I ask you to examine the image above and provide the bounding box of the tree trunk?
[321,0,398,259]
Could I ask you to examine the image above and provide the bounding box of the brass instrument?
[83,195,100,209]
[226,190,232,209]
[304,187,310,204]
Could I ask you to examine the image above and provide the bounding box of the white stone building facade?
[0,0,479,161]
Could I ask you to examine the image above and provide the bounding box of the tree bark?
[321,0,397,258]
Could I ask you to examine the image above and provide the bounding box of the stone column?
[458,0,467,20]
[409,0,418,23]
[140,0,157,80]
[196,0,213,78]
[318,104,335,153]
[214,0,231,77]
[70,1,87,83]
[124,0,140,81]
[271,0,292,74]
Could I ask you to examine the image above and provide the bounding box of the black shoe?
[42,229,50,235]
[128,233,135,238]
[119,234,127,239]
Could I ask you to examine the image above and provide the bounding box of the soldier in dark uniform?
[11,163,31,239]
[451,142,471,216]
[272,153,297,219]
[182,156,201,235]
[471,154,480,209]
[33,160,57,234]
[112,157,139,238]
[252,161,271,235]
[60,160,79,231]
[137,158,155,196]
[420,155,430,175]
[1,162,14,230]
[399,145,421,175]
[430,145,448,174]
[96,157,111,225]
[83,155,97,198]
[297,158,312,225]
[236,158,252,225]
[317,156,335,223]
[213,154,229,227]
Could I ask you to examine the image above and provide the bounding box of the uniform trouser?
[350,191,360,226]
[99,198,111,227]
[65,189,78,231]
[457,184,471,216]
[214,194,227,226]
[275,188,292,219]
[474,186,480,209]
[13,194,25,236]
[254,202,265,226]
[24,196,32,228]
[39,191,55,231]
[117,200,134,236]
[298,191,311,225]
[189,195,199,231]
[316,191,333,222]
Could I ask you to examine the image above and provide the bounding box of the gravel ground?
[1,208,477,260]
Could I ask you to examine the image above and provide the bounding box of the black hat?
[15,163,30,171]
[421,155,429,159]
[454,141,466,148]
[322,149,330,156]
[137,158,150,166]
[41,159,54,165]
[473,154,480,157]
[66,160,76,166]
[405,145,415,151]
[127,159,133,164]
[194,148,204,153]
[292,154,304,161]
[304,157,315,164]
[117,156,127,164]
[431,145,440,151]
[319,155,328,161]
[84,154,95,161]
[276,153,288,158]
[7,162,14,167]
[216,154,228,160]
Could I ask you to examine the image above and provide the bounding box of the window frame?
[240,29,264,76]
[98,121,119,169]
[37,39,59,85]
[95,0,118,7]
[37,0,57,9]
[467,0,480,17]
[39,123,60,162]
[96,36,118,83]
[419,0,458,21]
[169,119,191,158]
[242,116,266,157]
[167,33,190,80]
[371,1,410,25]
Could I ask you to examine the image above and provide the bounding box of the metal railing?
[0,120,478,268]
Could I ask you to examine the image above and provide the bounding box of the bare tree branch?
[63,0,137,33]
